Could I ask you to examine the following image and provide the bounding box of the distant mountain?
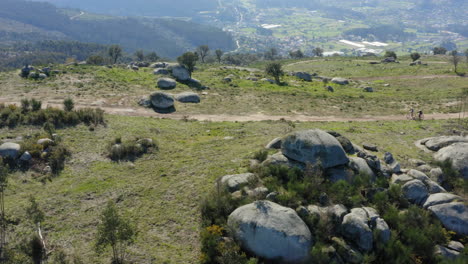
[31,0,219,17]
[1,0,235,58]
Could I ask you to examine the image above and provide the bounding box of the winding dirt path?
[3,101,466,122]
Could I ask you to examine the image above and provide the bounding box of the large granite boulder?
[341,208,374,251]
[281,129,349,168]
[428,202,468,235]
[150,92,174,109]
[157,78,177,89]
[175,92,200,103]
[424,136,468,151]
[349,157,375,178]
[153,68,170,75]
[0,143,21,159]
[228,201,313,263]
[168,64,190,81]
[434,143,468,179]
[402,179,429,206]
[331,77,349,85]
[295,72,312,81]
[423,193,462,209]
[219,173,256,192]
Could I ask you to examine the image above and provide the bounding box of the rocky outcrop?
[341,207,389,252]
[281,129,349,169]
[228,201,313,263]
[418,136,468,179]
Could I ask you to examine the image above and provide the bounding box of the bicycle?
[406,113,415,120]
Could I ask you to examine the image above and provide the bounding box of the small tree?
[290,49,304,59]
[197,45,210,63]
[265,62,284,84]
[384,51,397,59]
[26,196,46,264]
[264,48,278,60]
[87,55,105,65]
[134,50,145,62]
[449,50,462,73]
[63,98,74,112]
[108,45,123,64]
[95,201,136,264]
[433,46,447,55]
[215,49,223,63]
[410,52,421,62]
[177,52,199,77]
[146,52,159,62]
[312,47,324,57]
[465,48,468,64]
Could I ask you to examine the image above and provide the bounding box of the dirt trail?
[3,101,466,123]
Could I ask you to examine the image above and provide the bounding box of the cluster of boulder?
[381,57,398,63]
[126,61,151,70]
[409,60,428,66]
[213,129,466,263]
[152,62,203,89]
[20,65,60,80]
[417,135,468,179]
[289,72,351,86]
[139,91,201,111]
[0,137,57,174]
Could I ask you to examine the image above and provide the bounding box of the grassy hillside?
[0,56,466,117]
[2,114,462,263]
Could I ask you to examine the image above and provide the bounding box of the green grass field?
[0,56,466,118]
[2,115,464,263]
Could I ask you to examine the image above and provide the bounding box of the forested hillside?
[32,0,219,17]
[0,0,235,58]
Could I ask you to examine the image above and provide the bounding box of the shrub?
[63,98,74,112]
[31,99,42,112]
[252,149,268,162]
[48,146,71,175]
[21,99,31,113]
[108,137,156,161]
[384,51,397,59]
[200,184,249,227]
[410,52,421,62]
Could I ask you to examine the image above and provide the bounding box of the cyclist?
[418,110,424,120]
[409,108,415,120]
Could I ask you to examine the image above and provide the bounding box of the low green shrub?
[252,149,268,162]
[0,101,104,128]
[63,98,74,112]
